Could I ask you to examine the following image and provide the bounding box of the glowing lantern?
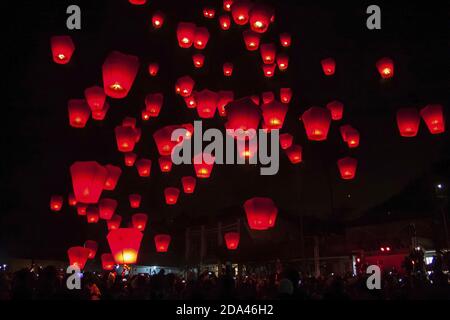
[321,58,336,76]
[164,187,180,205]
[50,195,63,211]
[326,100,344,121]
[217,90,234,117]
[194,27,210,50]
[70,161,107,204]
[142,110,151,121]
[376,57,394,79]
[177,22,196,48]
[345,128,360,148]
[115,126,138,152]
[250,95,260,105]
[50,35,75,64]
[285,144,302,164]
[231,0,252,25]
[175,76,195,97]
[262,91,274,104]
[301,107,332,141]
[279,33,291,47]
[84,240,98,259]
[280,88,292,104]
[148,63,159,76]
[102,51,139,99]
[224,232,240,250]
[337,157,357,180]
[242,30,261,51]
[276,53,289,71]
[249,4,273,33]
[192,53,205,68]
[262,63,276,78]
[92,102,110,121]
[68,99,90,128]
[154,234,171,252]
[223,62,234,77]
[219,14,231,30]
[237,142,258,161]
[223,0,233,11]
[67,247,90,269]
[152,11,164,29]
[420,104,445,134]
[99,198,118,220]
[145,93,164,118]
[84,86,106,112]
[135,158,152,177]
[68,193,77,206]
[129,194,141,209]
[225,97,261,140]
[203,7,216,19]
[104,165,122,191]
[195,89,218,119]
[243,197,278,230]
[158,156,173,173]
[86,206,99,224]
[153,125,180,156]
[193,153,215,178]
[124,152,137,167]
[340,125,353,142]
[181,123,194,140]
[107,214,122,231]
[107,228,143,264]
[279,133,293,150]
[184,95,197,109]
[396,108,420,137]
[132,213,148,231]
[261,100,288,130]
[260,43,276,64]
[181,176,196,194]
[129,0,146,5]
[101,253,115,271]
[76,203,88,216]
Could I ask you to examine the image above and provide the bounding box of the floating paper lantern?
[301,107,332,141]
[104,165,122,191]
[153,125,181,156]
[68,99,90,128]
[159,156,173,173]
[115,126,138,152]
[68,193,77,206]
[152,11,164,29]
[285,144,302,164]
[231,0,252,25]
[276,53,289,71]
[67,247,90,269]
[180,123,194,140]
[181,176,196,194]
[154,234,171,252]
[102,51,139,99]
[217,90,234,117]
[107,228,143,264]
[175,76,195,97]
[260,43,276,64]
[148,63,159,76]
[279,133,293,150]
[194,27,210,50]
[193,153,215,178]
[50,195,63,212]
[176,22,196,48]
[337,157,357,180]
[321,58,336,76]
[107,214,122,231]
[339,125,353,142]
[279,33,291,47]
[145,93,164,118]
[223,62,234,76]
[224,232,240,250]
[345,128,360,148]
[184,95,197,109]
[249,4,273,33]
[129,0,146,5]
[280,88,292,104]
[244,197,278,230]
[250,95,260,105]
[225,97,261,140]
[326,100,344,121]
[84,86,106,112]
[99,198,118,220]
[261,100,288,130]
[70,161,108,204]
[101,253,115,271]
[76,203,88,216]
[129,194,141,209]
[203,7,216,19]
[420,104,445,134]
[219,14,231,30]
[164,187,180,205]
[50,35,75,64]
[237,142,258,160]
[223,0,233,11]
[396,108,420,137]
[135,158,152,177]
[195,89,218,119]
[91,102,110,121]
[262,91,274,104]
[192,53,205,68]
[142,110,151,121]
[376,57,394,79]
[86,206,99,224]
[84,240,98,259]
[262,63,276,78]
[124,152,137,167]
[132,213,148,231]
[242,29,261,51]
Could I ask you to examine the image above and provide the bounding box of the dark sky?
[1,0,448,263]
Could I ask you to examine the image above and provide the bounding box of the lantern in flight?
[164,187,180,205]
[145,93,164,118]
[242,30,261,51]
[152,11,164,29]
[184,95,197,109]
[280,88,292,104]
[132,213,148,231]
[50,195,63,211]
[181,176,196,194]
[244,197,278,230]
[396,108,420,137]
[193,153,215,178]
[261,100,288,130]
[203,7,216,19]
[175,76,195,97]
[279,133,293,150]
[285,144,302,164]
[115,126,138,152]
[76,203,88,216]
[68,99,90,128]
[129,194,141,209]
[129,0,146,5]
[217,91,234,117]
[340,125,353,143]
[225,97,261,140]
[337,157,357,180]
[101,253,115,271]
[104,165,122,191]
[262,64,276,78]
[345,127,360,148]
[192,53,205,68]
[142,110,151,121]
[91,102,110,121]
[107,228,143,264]
[107,214,122,231]
[279,33,291,47]
[262,91,274,104]
[195,89,218,119]
[321,58,336,76]
[148,63,159,76]
[158,156,173,173]
[86,206,99,224]
[194,27,210,50]
[50,35,75,64]
[154,234,171,252]
[99,198,118,220]
[224,232,240,250]
[420,104,445,134]
[84,240,98,259]
[250,95,260,105]
[67,247,90,269]
[223,62,234,76]
[219,14,231,30]
[277,53,289,71]
[70,161,107,204]
[153,125,180,156]
[301,107,332,141]
[260,43,276,64]
[376,57,394,79]
[249,4,273,33]
[102,51,139,99]
[176,22,196,48]
[68,193,77,206]
[223,0,233,11]
[231,0,252,25]
[237,142,258,161]
[135,158,152,177]
[124,152,137,167]
[326,100,344,121]
[84,86,106,112]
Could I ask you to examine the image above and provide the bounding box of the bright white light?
[437,184,443,189]
[425,257,434,265]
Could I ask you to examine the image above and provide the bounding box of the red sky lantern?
[153,125,180,156]
[86,206,99,224]
[181,176,196,194]
[280,88,292,104]
[50,195,63,212]
[321,58,336,76]
[223,62,234,77]
[260,43,276,64]
[102,51,139,99]
[237,142,258,161]
[225,97,261,140]
[376,57,394,79]
[124,152,137,167]
[84,86,106,112]
[195,89,218,119]
[249,4,273,33]
[68,193,77,206]
[326,100,344,121]
[159,156,173,173]
[250,95,260,105]
[67,247,90,269]
[224,0,233,11]
[262,91,274,104]
[279,32,291,47]
[192,53,205,68]
[107,214,122,231]
[145,93,164,118]
[285,144,303,164]
[104,164,122,191]
[276,53,289,71]
[84,240,98,259]
[135,158,152,177]
[219,14,231,30]
[345,127,360,148]
[68,99,90,128]
[396,108,420,137]
[164,187,180,205]
[224,232,240,250]
[301,107,332,141]
[203,7,216,19]
[129,194,141,209]
[262,63,276,78]
[337,157,358,180]
[180,123,194,140]
[70,161,107,204]
[142,109,151,121]
[261,100,288,130]
[279,133,293,150]
[115,126,138,152]
[101,253,115,271]
[152,11,164,29]
[193,153,215,178]
[92,102,110,121]
[50,35,75,64]
[99,198,118,220]
[154,234,171,253]
[177,22,196,48]
[107,228,143,264]
[132,213,148,231]
[194,27,210,50]
[184,95,197,109]
[231,0,252,25]
[340,124,353,142]
[175,76,195,97]
[217,90,234,117]
[244,197,278,230]
[148,62,159,76]
[420,104,445,134]
[76,203,87,216]
[129,0,146,5]
[242,29,261,51]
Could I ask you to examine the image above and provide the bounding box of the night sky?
[1,0,448,264]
